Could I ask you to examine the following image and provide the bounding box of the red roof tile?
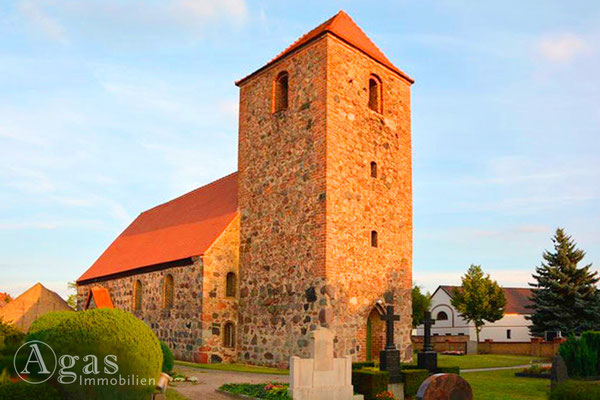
[236,10,413,86]
[438,285,533,314]
[77,172,238,283]
[85,286,114,309]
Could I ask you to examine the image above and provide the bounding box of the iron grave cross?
[421,311,436,351]
[380,302,401,349]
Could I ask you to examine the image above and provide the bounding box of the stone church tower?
[236,11,413,367]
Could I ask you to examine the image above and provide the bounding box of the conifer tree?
[412,285,431,328]
[451,265,506,343]
[528,228,600,337]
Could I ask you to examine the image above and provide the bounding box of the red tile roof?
[438,285,533,315]
[85,286,114,309]
[236,10,413,86]
[77,172,238,283]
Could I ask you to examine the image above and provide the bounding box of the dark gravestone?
[379,296,402,383]
[418,311,437,372]
[550,355,568,389]
[416,373,473,400]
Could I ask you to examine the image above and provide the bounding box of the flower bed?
[514,364,551,379]
[440,350,465,356]
[218,383,290,400]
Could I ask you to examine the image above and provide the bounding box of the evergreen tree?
[451,265,506,343]
[412,285,431,328]
[528,228,600,337]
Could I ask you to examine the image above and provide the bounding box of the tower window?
[370,162,377,178]
[368,75,382,113]
[226,272,236,298]
[223,322,235,348]
[273,71,289,112]
[370,230,378,247]
[133,280,142,311]
[436,311,448,321]
[163,274,174,309]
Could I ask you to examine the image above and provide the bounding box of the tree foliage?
[412,285,431,328]
[527,228,600,337]
[451,265,506,342]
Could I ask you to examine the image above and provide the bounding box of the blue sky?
[1,0,598,299]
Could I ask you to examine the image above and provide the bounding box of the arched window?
[368,75,382,113]
[226,272,236,298]
[133,280,142,311]
[163,274,174,309]
[223,322,235,348]
[370,161,377,178]
[273,71,289,112]
[371,230,378,248]
[436,311,448,321]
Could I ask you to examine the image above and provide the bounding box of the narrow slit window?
[371,230,378,247]
[133,280,142,311]
[226,272,236,298]
[273,71,289,112]
[368,75,382,113]
[224,322,235,348]
[163,274,174,309]
[370,161,377,178]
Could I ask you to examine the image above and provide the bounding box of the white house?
[416,285,533,342]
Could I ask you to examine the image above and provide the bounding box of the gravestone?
[289,327,363,400]
[378,295,404,399]
[550,355,568,389]
[416,373,473,400]
[417,311,437,372]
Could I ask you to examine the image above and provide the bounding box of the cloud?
[538,33,588,63]
[17,0,68,43]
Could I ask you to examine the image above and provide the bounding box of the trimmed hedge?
[399,369,429,397]
[352,361,376,370]
[352,369,389,400]
[26,311,73,342]
[160,340,175,373]
[437,366,460,375]
[550,380,600,400]
[0,381,61,400]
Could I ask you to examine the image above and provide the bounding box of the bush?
[550,380,600,400]
[26,311,73,342]
[24,308,162,400]
[0,319,24,353]
[0,381,61,400]
[399,369,429,397]
[352,369,390,400]
[219,383,291,400]
[352,361,376,370]
[160,340,175,373]
[560,335,598,378]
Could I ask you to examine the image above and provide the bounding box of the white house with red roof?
[416,285,533,342]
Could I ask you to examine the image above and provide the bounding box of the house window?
[436,311,448,321]
[458,333,465,336]
[163,274,174,309]
[370,231,378,248]
[133,280,142,311]
[446,333,452,336]
[226,272,236,298]
[368,75,382,113]
[507,329,511,339]
[223,322,235,348]
[370,162,377,178]
[273,71,289,112]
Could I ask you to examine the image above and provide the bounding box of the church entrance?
[366,306,386,361]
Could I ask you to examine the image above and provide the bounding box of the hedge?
[160,340,175,373]
[437,366,460,375]
[352,369,389,400]
[560,334,598,378]
[352,361,376,370]
[26,311,74,342]
[0,381,61,400]
[399,369,429,397]
[550,380,600,400]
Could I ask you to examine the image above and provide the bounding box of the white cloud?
[17,0,68,43]
[538,33,588,63]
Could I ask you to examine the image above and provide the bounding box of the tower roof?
[236,11,413,86]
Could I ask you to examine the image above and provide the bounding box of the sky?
[0,0,599,299]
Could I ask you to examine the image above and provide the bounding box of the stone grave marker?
[550,355,568,389]
[417,311,437,372]
[289,327,363,400]
[416,373,473,400]
[378,294,404,399]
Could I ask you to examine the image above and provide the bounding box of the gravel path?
[170,365,289,400]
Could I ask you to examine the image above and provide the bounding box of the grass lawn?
[175,360,289,375]
[410,354,547,370]
[464,369,550,400]
[166,388,190,400]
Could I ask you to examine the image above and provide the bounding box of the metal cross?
[380,303,401,350]
[421,311,436,352]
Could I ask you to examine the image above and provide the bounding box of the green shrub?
[550,380,600,400]
[560,335,598,378]
[26,311,73,342]
[352,369,390,400]
[219,383,291,400]
[160,340,175,373]
[352,361,376,370]
[0,319,24,353]
[437,366,460,375]
[0,381,61,400]
[24,308,161,400]
[399,369,429,397]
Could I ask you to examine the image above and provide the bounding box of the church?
[76,11,414,368]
